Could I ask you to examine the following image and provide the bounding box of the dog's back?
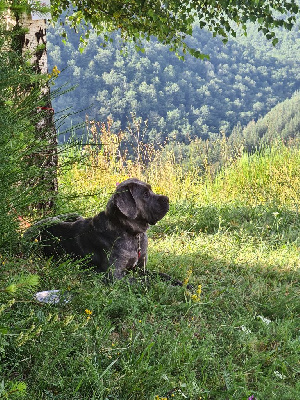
[39,215,98,257]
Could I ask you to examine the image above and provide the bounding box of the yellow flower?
[187,284,202,302]
[85,309,92,315]
[183,269,193,285]
[197,284,202,295]
[48,65,61,79]
[52,65,60,76]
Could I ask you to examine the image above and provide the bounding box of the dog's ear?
[115,186,138,219]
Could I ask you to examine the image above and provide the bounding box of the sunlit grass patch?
[210,144,300,206]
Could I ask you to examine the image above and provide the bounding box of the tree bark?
[19,12,58,211]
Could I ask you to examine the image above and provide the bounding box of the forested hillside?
[47,23,300,143]
[155,92,300,176]
[231,91,300,151]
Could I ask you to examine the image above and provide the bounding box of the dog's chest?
[115,233,146,268]
[120,233,143,255]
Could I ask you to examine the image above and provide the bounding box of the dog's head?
[106,178,169,233]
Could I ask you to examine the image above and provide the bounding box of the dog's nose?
[160,195,169,209]
[162,196,169,205]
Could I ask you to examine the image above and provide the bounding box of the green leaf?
[5,284,17,294]
[10,381,27,394]
[188,48,209,60]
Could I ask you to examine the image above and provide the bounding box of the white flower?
[257,315,272,325]
[241,325,252,334]
[274,370,286,380]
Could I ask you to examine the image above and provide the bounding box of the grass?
[1,133,300,399]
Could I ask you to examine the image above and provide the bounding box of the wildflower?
[248,396,256,400]
[274,370,286,379]
[48,65,60,79]
[85,309,92,321]
[257,315,271,324]
[52,65,60,77]
[183,269,193,286]
[188,284,202,302]
[191,294,199,301]
[241,325,251,334]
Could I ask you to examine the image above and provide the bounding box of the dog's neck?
[118,218,149,235]
[105,208,149,235]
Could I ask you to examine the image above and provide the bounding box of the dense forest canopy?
[48,21,300,143]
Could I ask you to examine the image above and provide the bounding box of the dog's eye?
[143,191,150,199]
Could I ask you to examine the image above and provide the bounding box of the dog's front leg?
[113,263,128,280]
[108,248,138,281]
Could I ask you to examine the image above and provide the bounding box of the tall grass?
[211,144,300,207]
[56,118,203,214]
[1,123,299,399]
[57,122,300,213]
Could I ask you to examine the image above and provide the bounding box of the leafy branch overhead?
[50,0,300,57]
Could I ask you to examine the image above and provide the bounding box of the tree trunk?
[18,11,58,211]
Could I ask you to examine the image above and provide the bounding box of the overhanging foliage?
[50,0,300,57]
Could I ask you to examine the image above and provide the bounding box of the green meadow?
[1,136,299,399]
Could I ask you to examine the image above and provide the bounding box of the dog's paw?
[186,283,194,291]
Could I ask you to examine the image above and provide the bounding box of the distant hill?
[230,91,300,152]
[47,22,300,143]
[160,93,300,176]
